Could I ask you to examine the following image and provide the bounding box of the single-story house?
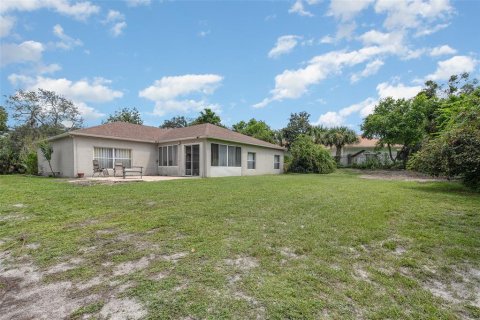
[329,137,399,166]
[38,122,286,178]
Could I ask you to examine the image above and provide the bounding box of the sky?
[1,0,479,131]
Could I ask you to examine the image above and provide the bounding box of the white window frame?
[93,147,132,169]
[247,152,256,169]
[159,145,178,167]
[274,155,280,169]
[211,143,241,167]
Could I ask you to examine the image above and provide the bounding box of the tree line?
[1,72,478,189]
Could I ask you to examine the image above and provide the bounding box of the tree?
[323,127,359,162]
[232,119,276,143]
[361,97,426,166]
[104,107,143,125]
[0,106,7,133]
[190,108,222,126]
[160,116,189,129]
[39,141,55,177]
[6,89,83,137]
[282,111,312,148]
[288,135,336,174]
[408,86,480,189]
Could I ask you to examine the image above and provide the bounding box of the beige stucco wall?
[205,139,284,177]
[74,136,158,177]
[38,136,74,177]
[157,139,206,177]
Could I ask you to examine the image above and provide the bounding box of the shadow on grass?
[400,181,479,197]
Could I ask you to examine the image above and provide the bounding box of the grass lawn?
[0,170,479,319]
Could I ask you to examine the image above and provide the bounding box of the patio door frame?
[184,144,200,176]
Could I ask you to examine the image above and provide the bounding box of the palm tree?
[309,125,328,144]
[323,126,359,163]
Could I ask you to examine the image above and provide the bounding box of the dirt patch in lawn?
[422,267,480,308]
[355,170,448,182]
[0,248,150,320]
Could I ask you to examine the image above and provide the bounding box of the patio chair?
[92,160,105,177]
[114,162,124,177]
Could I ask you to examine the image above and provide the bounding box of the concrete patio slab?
[68,176,195,184]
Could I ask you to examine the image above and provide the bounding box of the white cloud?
[268,35,301,58]
[0,0,100,21]
[350,59,384,83]
[139,74,223,116]
[289,0,313,17]
[52,24,82,50]
[198,30,210,37]
[414,23,449,37]
[0,40,44,66]
[104,10,127,37]
[0,15,15,37]
[8,74,123,103]
[315,111,344,127]
[111,22,127,37]
[376,82,422,99]
[125,0,151,7]
[320,35,334,44]
[430,44,456,56]
[37,63,62,74]
[374,0,452,31]
[328,0,374,21]
[426,55,477,80]
[313,97,377,127]
[105,10,124,22]
[8,74,122,119]
[254,45,398,108]
[313,81,422,127]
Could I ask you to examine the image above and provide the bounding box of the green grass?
[1,171,479,319]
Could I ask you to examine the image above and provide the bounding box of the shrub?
[288,135,336,174]
[24,151,38,175]
[408,108,480,190]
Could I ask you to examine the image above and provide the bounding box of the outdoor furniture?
[114,162,143,179]
[93,160,106,177]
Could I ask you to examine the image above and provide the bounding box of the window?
[94,147,131,169]
[211,143,241,167]
[247,152,256,169]
[159,145,178,166]
[274,155,280,169]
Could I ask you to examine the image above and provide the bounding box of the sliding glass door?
[185,144,200,176]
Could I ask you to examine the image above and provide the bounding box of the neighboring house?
[38,122,285,178]
[329,137,399,166]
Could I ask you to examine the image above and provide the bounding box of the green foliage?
[104,107,143,125]
[232,118,276,143]
[408,106,480,190]
[361,97,426,166]
[160,116,189,128]
[24,151,38,175]
[39,141,55,177]
[282,111,312,148]
[288,135,336,174]
[190,108,222,126]
[323,126,359,162]
[0,134,19,174]
[0,106,7,133]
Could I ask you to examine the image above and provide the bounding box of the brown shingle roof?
[54,122,284,150]
[160,123,284,150]
[68,122,167,143]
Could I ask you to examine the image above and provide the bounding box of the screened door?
[185,144,200,176]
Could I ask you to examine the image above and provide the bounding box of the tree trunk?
[335,145,342,163]
[387,143,396,163]
[47,160,55,177]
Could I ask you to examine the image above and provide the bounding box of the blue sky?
[1,0,479,131]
